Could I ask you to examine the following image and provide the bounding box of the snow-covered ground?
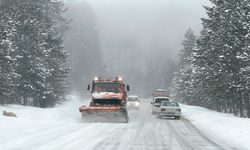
[0,96,249,150]
[181,104,250,149]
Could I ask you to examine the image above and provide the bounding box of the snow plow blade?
[79,106,129,123]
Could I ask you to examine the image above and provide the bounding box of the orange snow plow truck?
[79,77,130,123]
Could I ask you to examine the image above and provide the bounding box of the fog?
[85,0,209,74]
[86,0,209,55]
[64,0,210,96]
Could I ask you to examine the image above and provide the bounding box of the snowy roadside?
[0,95,88,124]
[181,104,250,149]
[1,97,250,149]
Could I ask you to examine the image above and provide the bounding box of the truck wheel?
[121,108,129,123]
[157,113,161,119]
[175,116,180,120]
[124,117,129,123]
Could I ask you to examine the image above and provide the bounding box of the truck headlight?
[118,77,123,81]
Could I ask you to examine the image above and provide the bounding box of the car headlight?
[176,109,181,112]
[135,102,139,106]
[161,108,166,112]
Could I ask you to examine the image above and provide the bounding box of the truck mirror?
[87,85,90,91]
[127,85,130,91]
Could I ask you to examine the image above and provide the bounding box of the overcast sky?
[82,0,210,57]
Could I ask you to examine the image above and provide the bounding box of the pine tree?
[0,0,69,107]
[192,0,250,116]
[0,0,17,104]
[172,28,196,104]
[41,0,70,107]
[192,27,226,109]
[12,0,48,106]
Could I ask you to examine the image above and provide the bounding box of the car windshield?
[94,82,121,93]
[152,90,168,97]
[161,101,179,107]
[128,97,138,101]
[154,98,169,104]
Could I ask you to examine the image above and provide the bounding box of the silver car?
[157,101,181,119]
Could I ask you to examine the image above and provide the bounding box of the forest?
[1,0,250,118]
[173,0,250,118]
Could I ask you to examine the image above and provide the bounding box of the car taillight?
[161,108,166,111]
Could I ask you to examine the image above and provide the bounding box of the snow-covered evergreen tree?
[37,0,69,107]
[0,0,17,104]
[0,0,69,107]
[191,0,250,117]
[172,28,196,104]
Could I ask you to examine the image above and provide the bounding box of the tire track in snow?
[35,124,103,150]
[166,118,202,149]
[90,124,127,150]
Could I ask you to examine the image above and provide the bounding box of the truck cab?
[87,77,130,107]
[79,77,130,123]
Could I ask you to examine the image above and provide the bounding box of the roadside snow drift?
[182,104,250,149]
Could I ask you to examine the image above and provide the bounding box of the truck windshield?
[94,83,121,93]
[154,98,169,104]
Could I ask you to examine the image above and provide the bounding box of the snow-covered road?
[0,97,246,150]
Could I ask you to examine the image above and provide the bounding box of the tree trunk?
[247,99,250,118]
[229,99,233,113]
[244,94,250,118]
[239,98,244,117]
[233,99,237,116]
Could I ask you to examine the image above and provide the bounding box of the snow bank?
[0,95,88,123]
[181,104,250,149]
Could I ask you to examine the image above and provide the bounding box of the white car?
[151,97,170,114]
[157,101,181,119]
[127,95,140,109]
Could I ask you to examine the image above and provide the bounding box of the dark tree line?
[0,0,69,107]
[172,0,250,117]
